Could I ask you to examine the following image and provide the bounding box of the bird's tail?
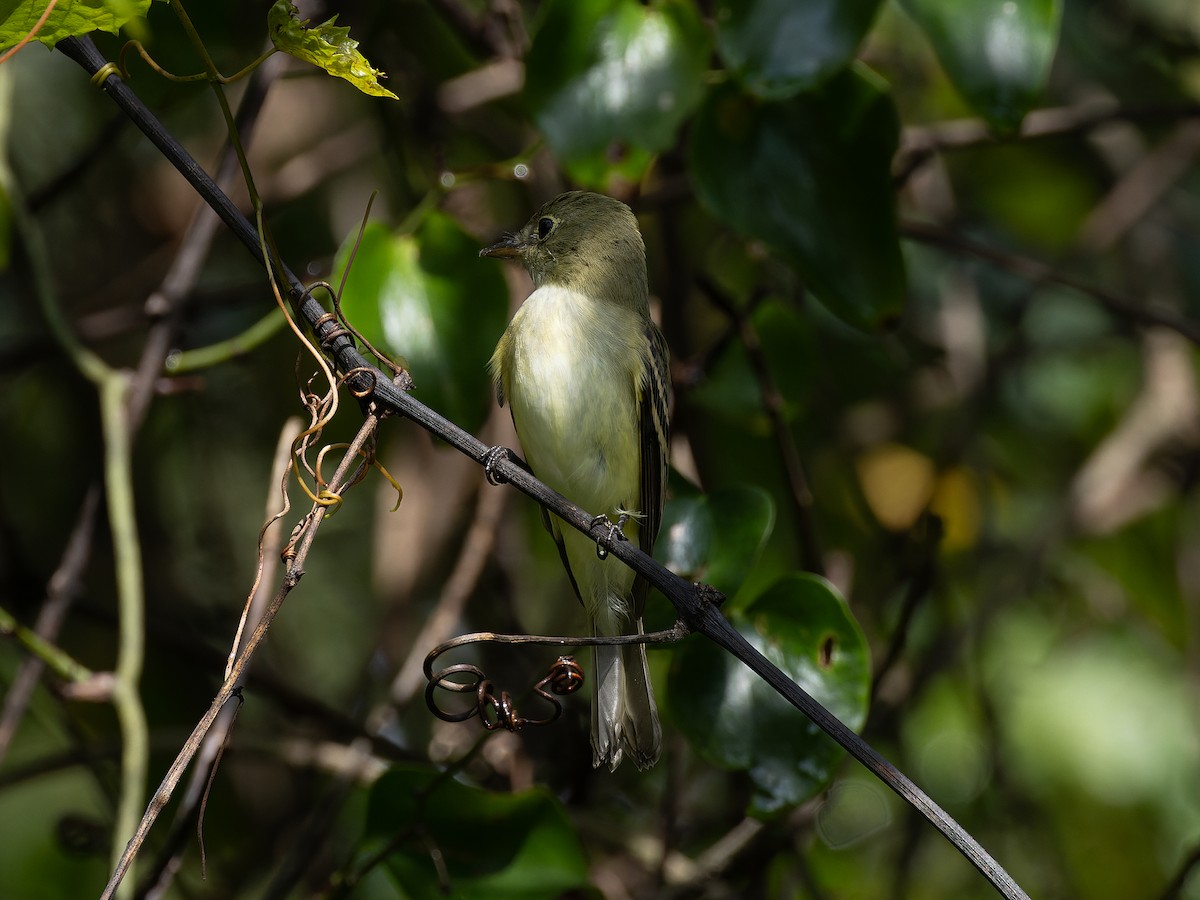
[592,620,662,771]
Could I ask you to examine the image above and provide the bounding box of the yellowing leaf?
[268,0,398,100]
[931,466,983,552]
[856,443,935,532]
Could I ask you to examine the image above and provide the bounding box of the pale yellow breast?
[493,284,645,517]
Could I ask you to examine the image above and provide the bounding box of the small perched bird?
[481,191,669,770]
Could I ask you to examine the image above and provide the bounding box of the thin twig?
[0,489,99,764]
[99,410,385,900]
[0,44,273,782]
[696,276,825,575]
[900,220,1200,345]
[894,99,1200,185]
[139,418,303,900]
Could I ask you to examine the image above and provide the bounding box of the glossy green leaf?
[713,0,885,99]
[525,0,710,186]
[366,765,591,899]
[656,485,775,599]
[901,0,1062,131]
[0,0,155,49]
[269,0,398,99]
[335,212,508,432]
[690,70,906,330]
[669,574,870,815]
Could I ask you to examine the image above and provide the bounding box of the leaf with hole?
[669,574,870,815]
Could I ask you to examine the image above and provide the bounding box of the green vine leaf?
[669,574,871,816]
[901,0,1062,131]
[713,0,885,99]
[0,0,157,51]
[366,765,591,899]
[268,0,398,100]
[689,68,906,330]
[525,0,710,187]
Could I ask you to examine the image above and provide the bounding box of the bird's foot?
[590,513,630,560]
[482,446,510,485]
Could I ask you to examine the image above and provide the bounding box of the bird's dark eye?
[537,217,555,240]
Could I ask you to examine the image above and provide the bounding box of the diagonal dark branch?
[695,275,825,576]
[894,99,1200,186]
[56,35,1030,900]
[901,220,1200,344]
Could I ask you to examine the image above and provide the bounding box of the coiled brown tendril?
[423,624,688,734]
[426,656,584,733]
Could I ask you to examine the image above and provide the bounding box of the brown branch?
[0,52,273,777]
[895,99,1200,185]
[137,418,303,900]
[0,488,99,765]
[696,276,825,575]
[900,220,1200,345]
[100,407,387,900]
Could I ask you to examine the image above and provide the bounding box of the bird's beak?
[479,234,524,259]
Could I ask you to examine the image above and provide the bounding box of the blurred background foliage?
[1,0,1199,897]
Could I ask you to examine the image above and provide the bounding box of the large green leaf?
[656,485,775,600]
[689,70,906,330]
[366,765,591,899]
[525,0,710,187]
[669,574,870,816]
[335,212,508,432]
[713,0,885,99]
[1,0,155,49]
[901,0,1062,131]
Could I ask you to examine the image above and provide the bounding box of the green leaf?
[335,212,509,432]
[713,0,885,99]
[901,0,1062,131]
[525,0,710,187]
[0,0,154,50]
[268,0,398,100]
[689,70,906,330]
[366,765,591,899]
[656,485,775,599]
[669,574,870,815]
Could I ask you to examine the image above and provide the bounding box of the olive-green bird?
[481,191,669,770]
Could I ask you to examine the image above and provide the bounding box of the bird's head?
[480,191,648,310]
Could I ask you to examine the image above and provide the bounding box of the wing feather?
[633,321,670,614]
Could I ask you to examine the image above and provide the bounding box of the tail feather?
[591,625,662,771]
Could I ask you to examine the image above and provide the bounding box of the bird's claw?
[591,513,630,560]
[482,446,510,485]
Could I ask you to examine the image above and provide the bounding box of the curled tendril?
[422,625,690,737]
[426,656,585,734]
[118,39,277,84]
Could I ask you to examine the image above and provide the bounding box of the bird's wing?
[541,507,584,603]
[633,321,670,614]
